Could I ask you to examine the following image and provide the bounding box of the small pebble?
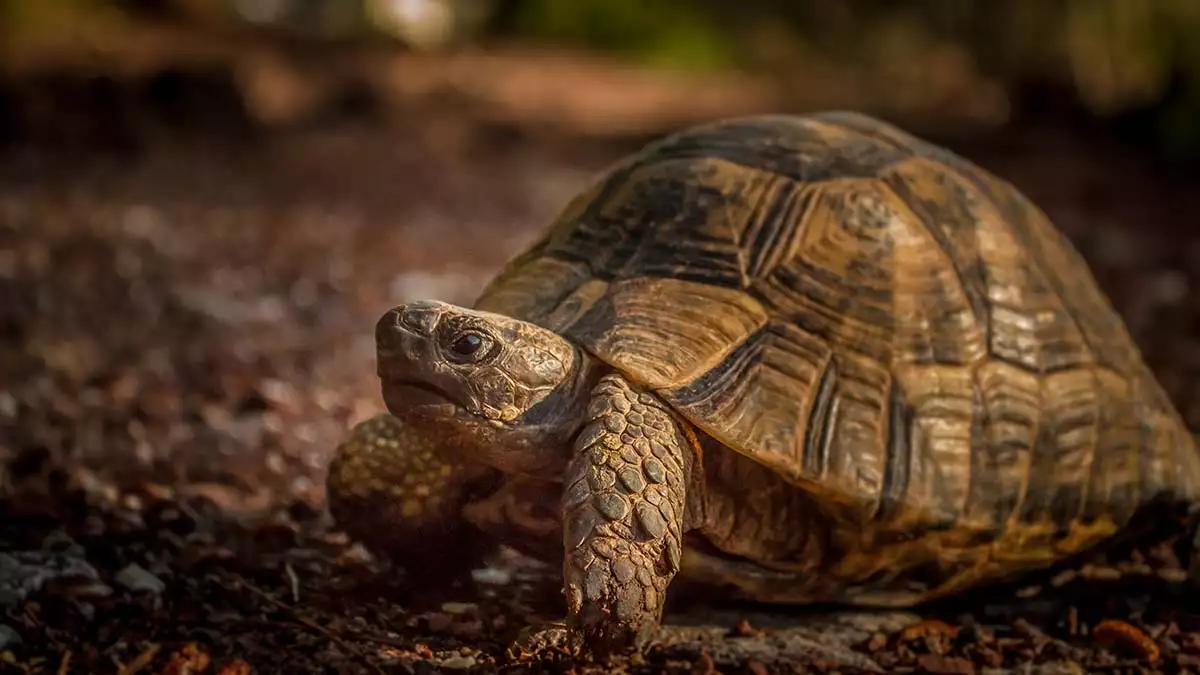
[0,550,106,605]
[42,530,82,555]
[438,654,476,669]
[1079,565,1122,581]
[899,619,960,641]
[419,613,453,632]
[0,624,21,650]
[440,602,477,615]
[1015,585,1042,598]
[915,654,975,674]
[1049,569,1077,587]
[116,563,166,594]
[728,618,758,637]
[1158,568,1188,583]
[692,651,717,675]
[1092,619,1160,662]
[470,566,511,585]
[215,660,253,675]
[745,660,769,675]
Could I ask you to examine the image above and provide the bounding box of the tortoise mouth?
[379,379,500,426]
[382,380,464,416]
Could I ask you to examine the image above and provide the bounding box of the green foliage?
[3,0,1200,156]
[495,0,1200,156]
[504,0,738,71]
[1,0,100,31]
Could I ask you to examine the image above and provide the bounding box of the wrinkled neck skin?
[386,347,608,477]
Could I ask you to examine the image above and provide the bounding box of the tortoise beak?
[377,300,443,340]
[374,303,467,416]
[376,299,451,358]
[376,302,439,379]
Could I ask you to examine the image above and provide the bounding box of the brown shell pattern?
[474,111,1200,554]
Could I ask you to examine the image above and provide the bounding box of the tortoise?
[325,111,1200,656]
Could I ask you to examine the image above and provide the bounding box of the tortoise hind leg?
[326,414,500,581]
[561,373,694,656]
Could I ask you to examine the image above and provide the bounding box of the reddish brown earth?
[3,53,1200,674]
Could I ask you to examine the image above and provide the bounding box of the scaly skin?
[561,374,692,655]
[337,300,709,655]
[332,301,900,655]
[325,413,497,578]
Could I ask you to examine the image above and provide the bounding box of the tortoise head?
[373,300,597,474]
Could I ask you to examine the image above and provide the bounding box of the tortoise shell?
[474,111,1200,560]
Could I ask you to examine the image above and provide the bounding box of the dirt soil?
[4,59,1200,674]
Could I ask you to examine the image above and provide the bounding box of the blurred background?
[4,0,1200,546]
[2,0,1200,509]
[3,1,1200,670]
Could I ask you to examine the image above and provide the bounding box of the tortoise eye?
[447,331,490,361]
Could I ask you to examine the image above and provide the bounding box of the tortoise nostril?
[376,304,441,349]
[399,307,438,335]
[375,309,409,350]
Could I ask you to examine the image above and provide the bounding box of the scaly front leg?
[561,373,695,656]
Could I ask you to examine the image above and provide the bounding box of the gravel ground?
[3,86,1200,674]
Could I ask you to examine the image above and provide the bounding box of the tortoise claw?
[507,622,573,661]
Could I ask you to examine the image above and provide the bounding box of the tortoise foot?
[507,621,572,660]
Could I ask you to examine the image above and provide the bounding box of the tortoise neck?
[494,347,609,476]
